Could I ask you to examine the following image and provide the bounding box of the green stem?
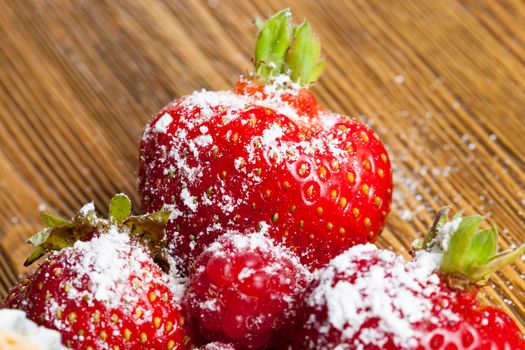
[254,9,325,86]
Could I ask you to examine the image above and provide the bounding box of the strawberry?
[138,10,393,272]
[184,230,310,349]
[2,194,195,350]
[293,208,525,349]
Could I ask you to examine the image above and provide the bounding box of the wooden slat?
[0,0,523,331]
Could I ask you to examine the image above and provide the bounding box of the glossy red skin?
[3,245,193,349]
[295,256,525,350]
[138,82,392,272]
[184,233,309,350]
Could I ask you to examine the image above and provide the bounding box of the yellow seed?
[111,314,119,324]
[282,181,290,191]
[316,207,323,216]
[63,284,70,293]
[364,217,371,228]
[331,160,340,171]
[319,166,327,178]
[38,282,43,290]
[140,332,147,343]
[93,310,101,324]
[135,307,143,318]
[78,330,84,336]
[100,330,107,341]
[347,172,355,183]
[326,222,333,230]
[363,159,371,170]
[179,315,185,326]
[368,231,375,241]
[232,132,239,142]
[56,307,62,319]
[346,144,353,152]
[165,321,173,332]
[380,153,388,163]
[114,346,120,350]
[306,185,314,198]
[124,329,131,341]
[378,169,384,178]
[167,340,176,350]
[271,213,279,223]
[299,220,304,228]
[45,291,51,300]
[360,132,370,143]
[221,170,227,179]
[211,147,219,158]
[256,168,262,176]
[289,205,296,213]
[149,292,157,302]
[339,227,346,235]
[339,197,347,209]
[330,189,338,200]
[353,208,360,218]
[53,268,63,276]
[154,317,162,329]
[362,184,369,196]
[374,197,382,207]
[86,347,93,350]
[68,312,77,324]
[252,202,256,210]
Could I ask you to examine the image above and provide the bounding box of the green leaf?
[27,227,53,246]
[24,246,46,266]
[254,9,292,78]
[462,226,498,272]
[441,215,483,275]
[470,244,525,282]
[287,21,323,85]
[41,212,73,228]
[109,194,131,225]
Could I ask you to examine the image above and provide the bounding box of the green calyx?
[254,9,325,86]
[24,194,171,267]
[420,207,525,287]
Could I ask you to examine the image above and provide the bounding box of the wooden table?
[1,0,524,331]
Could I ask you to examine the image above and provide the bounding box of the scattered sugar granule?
[154,113,173,133]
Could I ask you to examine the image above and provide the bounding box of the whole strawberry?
[294,208,525,349]
[138,10,393,272]
[3,194,194,350]
[184,230,310,349]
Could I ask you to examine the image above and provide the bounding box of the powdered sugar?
[154,113,173,133]
[305,244,452,349]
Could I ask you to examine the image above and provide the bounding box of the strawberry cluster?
[1,9,524,350]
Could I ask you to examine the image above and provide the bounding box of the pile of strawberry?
[2,9,524,350]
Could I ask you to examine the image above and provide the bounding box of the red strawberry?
[3,194,195,350]
[138,10,393,272]
[184,230,310,349]
[293,208,525,349]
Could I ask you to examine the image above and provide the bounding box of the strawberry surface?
[294,244,525,350]
[138,11,393,272]
[139,76,392,272]
[3,229,193,350]
[184,230,310,349]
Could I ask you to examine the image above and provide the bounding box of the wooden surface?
[0,0,524,330]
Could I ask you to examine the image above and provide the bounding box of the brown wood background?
[0,0,524,332]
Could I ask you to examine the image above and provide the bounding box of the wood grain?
[0,0,524,331]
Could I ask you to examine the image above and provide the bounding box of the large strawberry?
[138,10,393,272]
[293,208,525,349]
[2,194,195,350]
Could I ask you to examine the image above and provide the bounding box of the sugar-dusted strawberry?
[2,194,195,350]
[184,230,310,349]
[138,10,392,272]
[0,309,67,350]
[294,208,525,349]
[197,342,236,350]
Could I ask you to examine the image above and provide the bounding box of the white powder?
[306,244,453,348]
[154,113,173,133]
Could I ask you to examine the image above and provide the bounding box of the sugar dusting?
[305,244,454,348]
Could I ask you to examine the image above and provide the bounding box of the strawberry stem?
[421,207,525,286]
[254,9,325,86]
[24,194,171,266]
